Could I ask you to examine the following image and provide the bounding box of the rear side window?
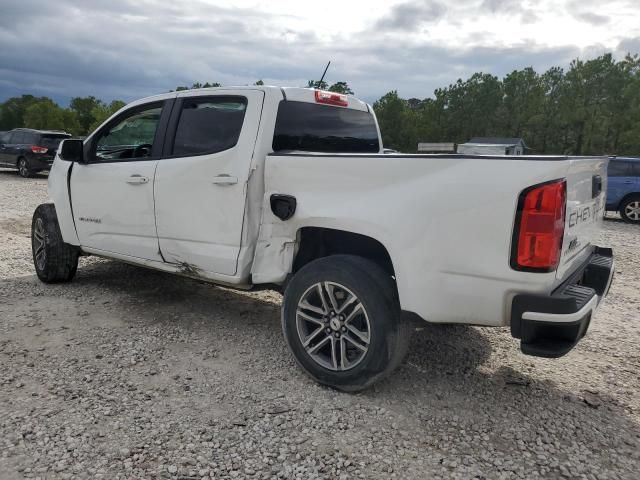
[39,134,70,149]
[172,96,247,156]
[629,162,640,176]
[12,132,26,144]
[608,161,630,177]
[272,101,380,153]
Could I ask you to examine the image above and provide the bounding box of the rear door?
[556,157,608,282]
[4,131,25,166]
[154,90,264,276]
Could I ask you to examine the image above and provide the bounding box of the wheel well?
[293,227,395,277]
[619,192,640,210]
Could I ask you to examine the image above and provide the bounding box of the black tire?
[619,195,640,224]
[17,157,33,178]
[282,255,412,392]
[31,204,79,283]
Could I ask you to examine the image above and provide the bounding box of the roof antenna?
[317,61,331,89]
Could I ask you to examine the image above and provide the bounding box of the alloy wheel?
[624,201,640,222]
[296,281,371,371]
[19,159,29,177]
[33,218,46,270]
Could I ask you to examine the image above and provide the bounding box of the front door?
[154,90,264,276]
[71,100,172,261]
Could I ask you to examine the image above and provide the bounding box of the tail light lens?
[314,90,348,107]
[511,179,566,272]
[31,146,48,154]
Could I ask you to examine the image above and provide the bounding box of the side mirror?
[59,139,85,163]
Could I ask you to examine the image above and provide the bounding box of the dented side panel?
[250,220,296,284]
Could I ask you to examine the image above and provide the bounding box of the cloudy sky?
[1,0,639,105]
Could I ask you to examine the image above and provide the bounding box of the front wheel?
[32,204,79,283]
[282,255,412,392]
[620,195,640,224]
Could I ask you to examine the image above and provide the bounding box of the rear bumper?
[28,155,55,171]
[510,247,614,358]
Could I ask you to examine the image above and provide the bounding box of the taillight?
[314,90,348,107]
[511,179,566,272]
[31,146,48,154]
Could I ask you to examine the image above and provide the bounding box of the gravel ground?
[0,169,638,480]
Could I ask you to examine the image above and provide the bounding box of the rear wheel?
[17,157,32,178]
[282,255,411,392]
[620,195,640,224]
[32,204,79,283]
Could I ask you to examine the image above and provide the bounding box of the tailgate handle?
[592,175,602,198]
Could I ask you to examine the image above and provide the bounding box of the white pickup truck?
[32,86,614,391]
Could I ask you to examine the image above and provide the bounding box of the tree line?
[374,53,640,155]
[1,54,639,156]
[0,95,126,136]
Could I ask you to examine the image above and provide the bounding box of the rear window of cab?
[272,101,380,153]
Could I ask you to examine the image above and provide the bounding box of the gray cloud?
[574,12,610,25]
[480,0,526,14]
[374,1,447,31]
[0,0,637,106]
[617,37,640,55]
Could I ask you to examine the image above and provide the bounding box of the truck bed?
[263,152,608,326]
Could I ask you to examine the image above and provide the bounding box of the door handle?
[623,180,634,184]
[126,175,149,185]
[212,174,238,186]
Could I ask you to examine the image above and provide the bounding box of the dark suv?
[0,128,71,177]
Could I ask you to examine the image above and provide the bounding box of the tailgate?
[556,156,608,282]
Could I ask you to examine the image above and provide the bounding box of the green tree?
[23,98,66,131]
[373,91,419,152]
[88,100,127,133]
[0,95,37,130]
[328,81,354,94]
[174,82,222,91]
[70,96,103,134]
[307,80,329,90]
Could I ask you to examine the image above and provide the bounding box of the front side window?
[171,96,247,156]
[94,104,163,161]
[12,132,26,144]
[0,132,9,144]
[272,101,380,153]
[608,161,630,177]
